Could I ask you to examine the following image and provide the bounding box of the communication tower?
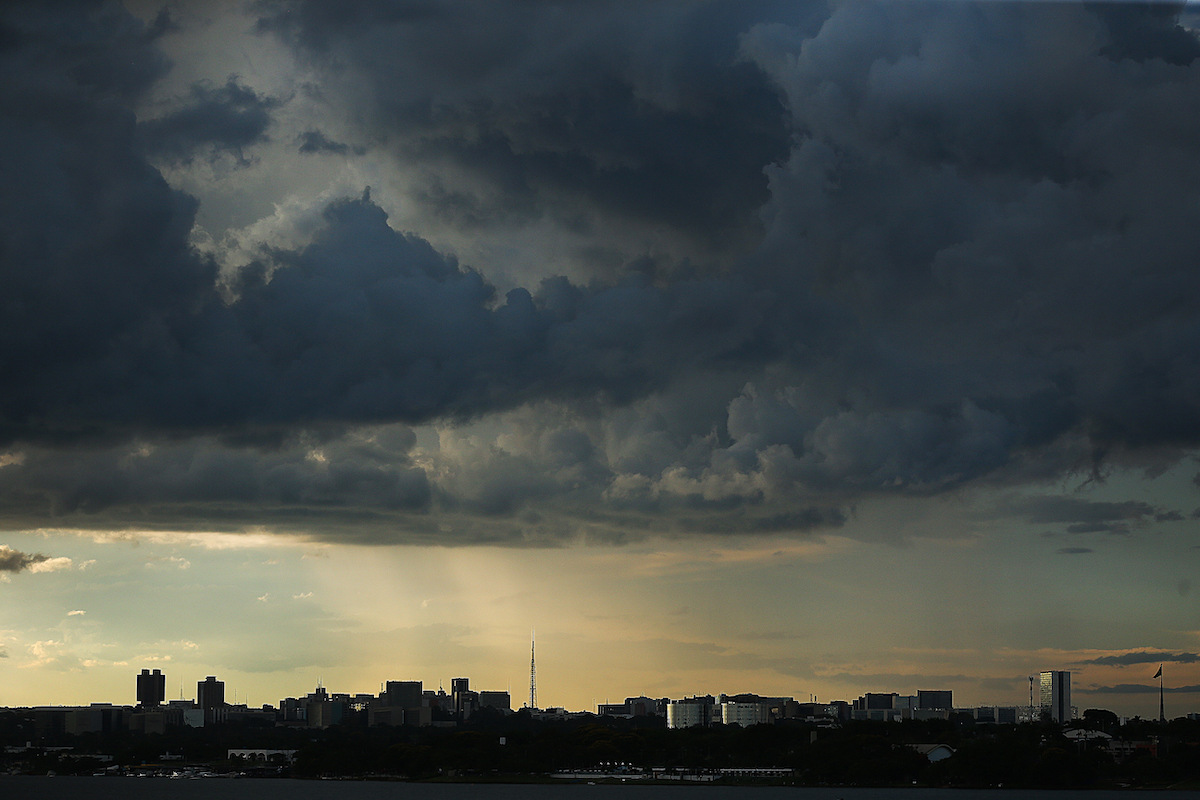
[529,630,537,710]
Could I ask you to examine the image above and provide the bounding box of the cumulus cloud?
[25,640,84,671]
[0,545,56,573]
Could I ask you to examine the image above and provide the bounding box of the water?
[1,779,1198,800]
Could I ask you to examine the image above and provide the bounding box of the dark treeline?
[3,708,1200,788]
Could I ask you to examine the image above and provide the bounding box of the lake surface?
[1,778,1199,800]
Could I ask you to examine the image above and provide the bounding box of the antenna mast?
[1029,675,1035,721]
[529,630,537,710]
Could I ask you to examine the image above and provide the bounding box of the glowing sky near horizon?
[2,0,1200,719]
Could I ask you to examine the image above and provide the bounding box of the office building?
[478,690,511,712]
[384,681,423,708]
[450,677,479,718]
[721,701,772,727]
[666,695,716,728]
[136,668,165,708]
[1040,671,1071,723]
[918,690,953,710]
[598,696,665,718]
[451,678,469,713]
[198,675,225,724]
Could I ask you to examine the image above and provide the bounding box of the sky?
[2,0,1200,720]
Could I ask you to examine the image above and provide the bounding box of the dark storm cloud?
[0,2,173,101]
[0,545,51,573]
[5,2,1200,541]
[0,3,216,446]
[1056,547,1094,556]
[1093,1,1200,65]
[139,78,279,163]
[1077,650,1200,667]
[0,0,784,447]
[5,186,782,438]
[254,0,804,255]
[0,429,430,525]
[297,130,360,155]
[740,0,1200,464]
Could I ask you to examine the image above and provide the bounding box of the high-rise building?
[1040,671,1071,722]
[451,678,469,714]
[198,676,225,709]
[136,669,165,708]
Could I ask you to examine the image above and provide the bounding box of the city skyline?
[4,634,1188,724]
[3,1,1200,720]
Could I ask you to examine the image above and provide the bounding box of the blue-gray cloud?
[1077,651,1200,667]
[1013,497,1173,537]
[296,130,360,156]
[1084,683,1200,695]
[139,78,279,164]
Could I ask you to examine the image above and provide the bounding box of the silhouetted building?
[918,690,953,710]
[68,704,130,734]
[786,701,838,720]
[451,678,469,713]
[852,693,904,721]
[384,680,423,708]
[598,696,665,718]
[1040,671,1071,722]
[137,668,165,708]
[368,705,432,727]
[479,690,511,712]
[860,692,897,710]
[198,676,225,724]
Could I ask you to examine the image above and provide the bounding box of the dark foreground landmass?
[3,709,1199,789]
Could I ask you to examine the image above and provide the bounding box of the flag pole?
[1159,663,1165,724]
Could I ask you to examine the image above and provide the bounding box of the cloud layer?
[1,1,1200,543]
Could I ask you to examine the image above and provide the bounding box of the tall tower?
[528,630,537,710]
